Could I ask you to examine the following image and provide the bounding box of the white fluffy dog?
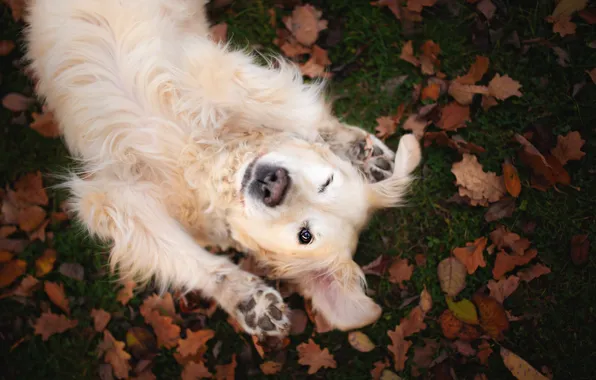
[25,0,421,337]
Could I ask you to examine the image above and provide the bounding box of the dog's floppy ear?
[297,260,382,331]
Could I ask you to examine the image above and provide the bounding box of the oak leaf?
[451,154,506,206]
[412,338,440,370]
[100,330,132,379]
[550,131,585,165]
[348,331,376,352]
[116,280,135,305]
[177,329,215,357]
[453,237,487,274]
[371,359,390,380]
[400,305,427,337]
[297,339,337,374]
[140,293,178,319]
[145,310,181,349]
[473,294,509,340]
[44,281,70,314]
[488,74,522,100]
[493,249,538,279]
[388,258,414,288]
[283,5,327,46]
[33,311,78,341]
[517,263,551,282]
[489,225,531,255]
[182,361,212,380]
[448,82,489,105]
[437,257,467,296]
[35,248,57,277]
[0,259,26,288]
[487,276,520,303]
[387,327,412,371]
[91,308,112,332]
[500,347,548,380]
[436,102,470,131]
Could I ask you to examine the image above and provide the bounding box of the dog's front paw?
[235,284,290,338]
[354,134,396,183]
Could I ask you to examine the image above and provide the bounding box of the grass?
[1,0,595,379]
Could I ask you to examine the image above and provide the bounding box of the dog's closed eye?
[318,174,334,193]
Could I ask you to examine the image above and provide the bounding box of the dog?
[25,0,421,337]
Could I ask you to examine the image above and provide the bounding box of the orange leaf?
[456,56,490,85]
[17,205,46,233]
[11,275,39,297]
[260,361,283,375]
[407,0,437,12]
[472,294,509,340]
[387,258,414,288]
[116,280,135,305]
[439,309,463,339]
[13,171,49,206]
[100,330,132,379]
[492,249,538,279]
[488,74,522,100]
[402,114,430,140]
[448,82,489,105]
[387,326,412,371]
[489,225,530,255]
[182,361,212,380]
[35,248,57,277]
[436,102,470,131]
[91,308,112,332]
[0,259,26,288]
[371,359,390,380]
[421,83,440,101]
[502,163,521,197]
[374,116,398,140]
[215,354,237,380]
[399,40,420,66]
[145,310,181,349]
[297,339,337,374]
[177,329,215,357]
[476,340,493,365]
[44,281,70,314]
[550,15,577,37]
[30,110,61,138]
[453,237,488,274]
[33,311,78,341]
[140,293,178,319]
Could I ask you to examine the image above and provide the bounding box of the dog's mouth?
[241,157,291,208]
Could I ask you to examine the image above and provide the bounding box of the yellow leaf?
[35,248,57,277]
[500,347,548,380]
[552,0,587,18]
[348,331,376,352]
[446,296,479,325]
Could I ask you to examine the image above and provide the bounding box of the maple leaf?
[570,234,589,266]
[0,259,26,288]
[44,281,70,314]
[33,311,78,341]
[372,0,401,20]
[182,361,212,380]
[436,102,470,131]
[145,310,181,349]
[375,116,398,140]
[437,257,467,297]
[11,275,39,297]
[2,92,33,112]
[493,249,538,279]
[456,56,490,85]
[399,40,419,66]
[215,354,237,380]
[421,83,440,101]
[487,276,520,303]
[451,154,506,206]
[297,339,337,374]
[35,248,57,277]
[100,330,132,379]
[348,331,376,352]
[488,74,522,100]
[0,40,16,56]
[30,109,61,138]
[500,347,549,380]
[388,258,414,288]
[283,5,327,47]
[91,308,112,332]
[407,0,437,12]
[401,306,428,337]
[550,131,585,165]
[209,23,228,44]
[116,280,136,305]
[448,82,489,105]
[177,329,215,357]
[387,327,412,371]
[517,263,551,282]
[453,237,488,274]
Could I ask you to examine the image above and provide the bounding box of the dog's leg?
[319,121,397,182]
[68,175,290,337]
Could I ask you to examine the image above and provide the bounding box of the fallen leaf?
[0,238,28,253]
[177,329,215,358]
[489,225,531,255]
[11,275,39,297]
[0,259,27,288]
[451,154,506,206]
[477,0,496,20]
[348,331,376,352]
[493,249,538,279]
[420,40,441,75]
[260,361,282,375]
[35,248,57,277]
[587,68,596,84]
[284,5,327,46]
[412,338,440,373]
[552,46,570,67]
[550,131,585,165]
[437,257,467,296]
[453,237,487,274]
[44,281,70,314]
[33,311,78,341]
[59,263,85,281]
[457,56,490,85]
[517,263,551,282]
[100,330,132,379]
[407,0,437,12]
[436,102,470,131]
[399,40,420,66]
[0,40,16,56]
[453,340,476,356]
[552,0,587,18]
[439,309,463,339]
[116,281,135,305]
[13,171,48,206]
[371,359,390,380]
[421,83,441,101]
[182,361,212,380]
[375,116,398,140]
[388,258,414,288]
[145,310,181,349]
[448,82,489,105]
[140,293,178,319]
[484,197,516,222]
[387,327,412,371]
[502,162,521,197]
[215,354,236,380]
[415,254,427,267]
[487,276,520,303]
[419,286,433,313]
[362,254,392,276]
[477,341,493,365]
[18,205,46,233]
[551,15,577,37]
[30,109,61,138]
[482,95,499,110]
[488,74,522,100]
[0,226,17,238]
[446,297,479,325]
[297,339,337,374]
[209,23,228,44]
[402,114,430,140]
[2,93,33,112]
[289,309,308,335]
[126,327,158,360]
[91,309,112,332]
[372,0,401,20]
[500,347,548,380]
[424,132,485,155]
[570,234,589,265]
[473,294,509,340]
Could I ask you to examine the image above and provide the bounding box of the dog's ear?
[297,260,382,331]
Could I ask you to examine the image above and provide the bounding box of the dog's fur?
[25,0,421,336]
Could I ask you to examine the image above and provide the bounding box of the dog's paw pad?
[358,135,395,182]
[235,285,289,337]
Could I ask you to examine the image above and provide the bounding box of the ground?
[0,0,595,379]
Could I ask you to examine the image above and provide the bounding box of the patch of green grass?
[1,0,595,379]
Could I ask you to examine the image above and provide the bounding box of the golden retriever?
[25,0,421,337]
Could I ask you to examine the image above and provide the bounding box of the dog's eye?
[318,174,334,193]
[298,227,313,244]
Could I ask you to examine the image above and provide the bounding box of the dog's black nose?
[251,165,290,207]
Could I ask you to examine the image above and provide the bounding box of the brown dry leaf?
[59,263,84,281]
[289,309,308,335]
[517,263,551,282]
[482,95,499,110]
[372,0,401,20]
[570,234,589,265]
[473,294,509,340]
[453,237,488,274]
[177,329,215,358]
[0,259,27,288]
[487,276,520,303]
[401,306,428,337]
[100,330,132,379]
[493,249,538,279]
[448,82,489,105]
[33,311,78,341]
[451,154,506,206]
[587,68,596,84]
[437,257,467,297]
[371,359,390,380]
[17,205,46,233]
[13,171,49,206]
[453,340,476,356]
[501,347,548,380]
[362,254,392,276]
[421,83,441,101]
[402,114,430,140]
[116,281,135,305]
[489,225,531,255]
[552,0,587,18]
[44,281,70,314]
[11,275,39,297]
[283,5,327,46]
[551,131,585,165]
[126,327,158,360]
[140,293,178,319]
[420,40,441,75]
[388,258,414,288]
[488,74,522,100]
[424,132,485,155]
[477,0,496,20]
[348,331,376,352]
[0,226,17,238]
[477,341,493,365]
[2,93,33,112]
[412,339,440,373]
[145,310,181,349]
[549,15,577,37]
[0,40,15,56]
[297,339,337,374]
[260,361,282,375]
[215,354,236,380]
[484,197,516,222]
[439,309,463,339]
[35,248,57,277]
[375,116,398,140]
[502,162,521,197]
[457,56,490,85]
[181,361,212,380]
[400,40,420,66]
[0,251,13,263]
[30,110,61,138]
[387,326,412,371]
[419,286,433,313]
[436,102,470,131]
[91,309,112,332]
[407,0,437,12]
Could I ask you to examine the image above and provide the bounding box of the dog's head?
[227,133,420,331]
